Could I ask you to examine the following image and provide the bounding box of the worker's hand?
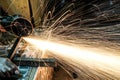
[0,57,20,78]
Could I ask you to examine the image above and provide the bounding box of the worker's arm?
[0,57,20,78]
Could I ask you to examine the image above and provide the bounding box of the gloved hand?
[0,57,20,79]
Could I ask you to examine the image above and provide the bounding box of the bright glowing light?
[23,37,120,77]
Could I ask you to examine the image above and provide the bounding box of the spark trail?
[24,0,120,79]
[24,37,120,79]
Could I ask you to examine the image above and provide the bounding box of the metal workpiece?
[13,57,57,67]
[11,57,56,79]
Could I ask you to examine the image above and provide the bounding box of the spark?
[23,37,120,79]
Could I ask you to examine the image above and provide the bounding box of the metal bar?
[7,37,22,59]
[13,57,56,67]
[28,0,35,27]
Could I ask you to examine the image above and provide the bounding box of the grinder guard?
[0,15,33,37]
[10,18,33,37]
